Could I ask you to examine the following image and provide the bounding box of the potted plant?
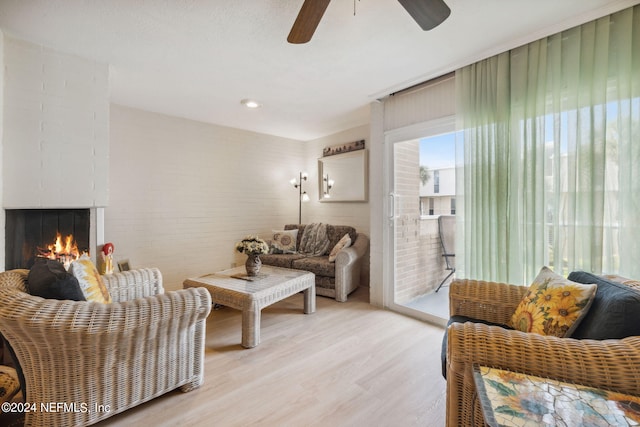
[235,236,269,276]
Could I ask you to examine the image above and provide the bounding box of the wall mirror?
[318,150,368,202]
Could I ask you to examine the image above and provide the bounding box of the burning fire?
[38,233,81,269]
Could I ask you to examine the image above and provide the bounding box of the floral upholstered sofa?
[260,224,369,302]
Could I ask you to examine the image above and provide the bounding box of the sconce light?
[291,172,309,224]
[323,174,334,199]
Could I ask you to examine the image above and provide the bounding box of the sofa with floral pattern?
[260,224,369,302]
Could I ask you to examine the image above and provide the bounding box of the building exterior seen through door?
[390,131,456,321]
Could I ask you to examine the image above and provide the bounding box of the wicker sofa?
[260,224,369,302]
[0,268,211,427]
[444,273,640,427]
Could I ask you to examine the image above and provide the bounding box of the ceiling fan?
[287,0,451,44]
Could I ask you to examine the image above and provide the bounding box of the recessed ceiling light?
[240,99,261,109]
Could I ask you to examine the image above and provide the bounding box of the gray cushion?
[27,259,86,301]
[568,271,640,339]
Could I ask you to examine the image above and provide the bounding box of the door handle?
[389,193,395,222]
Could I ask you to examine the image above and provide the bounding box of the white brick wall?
[393,140,448,303]
[304,125,371,236]
[108,105,307,290]
[2,36,109,209]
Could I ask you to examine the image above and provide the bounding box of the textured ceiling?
[0,0,637,141]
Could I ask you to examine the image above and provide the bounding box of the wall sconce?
[322,174,334,199]
[290,172,309,224]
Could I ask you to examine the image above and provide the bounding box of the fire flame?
[49,233,78,256]
[38,233,81,269]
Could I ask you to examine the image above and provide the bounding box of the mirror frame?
[317,150,368,202]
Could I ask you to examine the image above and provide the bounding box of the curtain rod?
[388,71,455,97]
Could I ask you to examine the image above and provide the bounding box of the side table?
[473,364,640,426]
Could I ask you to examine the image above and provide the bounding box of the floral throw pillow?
[328,233,352,262]
[270,229,299,254]
[510,266,597,338]
[68,254,112,303]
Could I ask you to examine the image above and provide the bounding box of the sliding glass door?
[384,117,456,324]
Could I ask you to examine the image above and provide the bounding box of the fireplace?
[5,209,91,270]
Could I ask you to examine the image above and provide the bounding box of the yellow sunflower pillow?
[68,254,112,303]
[510,267,597,337]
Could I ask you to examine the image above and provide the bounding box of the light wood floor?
[97,287,447,427]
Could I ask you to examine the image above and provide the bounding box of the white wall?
[107,105,307,290]
[303,124,370,236]
[420,167,455,197]
[2,36,109,209]
[369,102,385,306]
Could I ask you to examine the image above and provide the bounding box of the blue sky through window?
[419,132,456,169]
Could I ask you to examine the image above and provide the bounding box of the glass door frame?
[383,116,456,325]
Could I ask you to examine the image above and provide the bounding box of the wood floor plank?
[97,287,447,426]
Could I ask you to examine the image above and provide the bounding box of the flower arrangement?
[235,235,269,255]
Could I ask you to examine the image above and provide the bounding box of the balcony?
[394,216,454,321]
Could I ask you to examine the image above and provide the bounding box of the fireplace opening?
[5,209,90,270]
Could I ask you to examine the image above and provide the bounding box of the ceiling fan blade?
[397,0,451,31]
[287,0,331,44]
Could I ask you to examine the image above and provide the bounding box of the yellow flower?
[520,291,534,304]
[557,285,585,301]
[547,298,579,328]
[538,288,557,306]
[512,302,546,333]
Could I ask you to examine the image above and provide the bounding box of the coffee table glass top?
[473,365,640,427]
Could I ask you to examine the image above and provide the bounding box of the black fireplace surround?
[5,209,90,270]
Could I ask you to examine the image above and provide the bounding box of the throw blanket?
[299,223,330,257]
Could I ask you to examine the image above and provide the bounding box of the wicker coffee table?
[183,265,315,348]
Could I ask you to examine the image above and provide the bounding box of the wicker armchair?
[0,268,211,427]
[446,278,640,427]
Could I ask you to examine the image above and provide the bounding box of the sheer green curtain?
[456,6,640,284]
